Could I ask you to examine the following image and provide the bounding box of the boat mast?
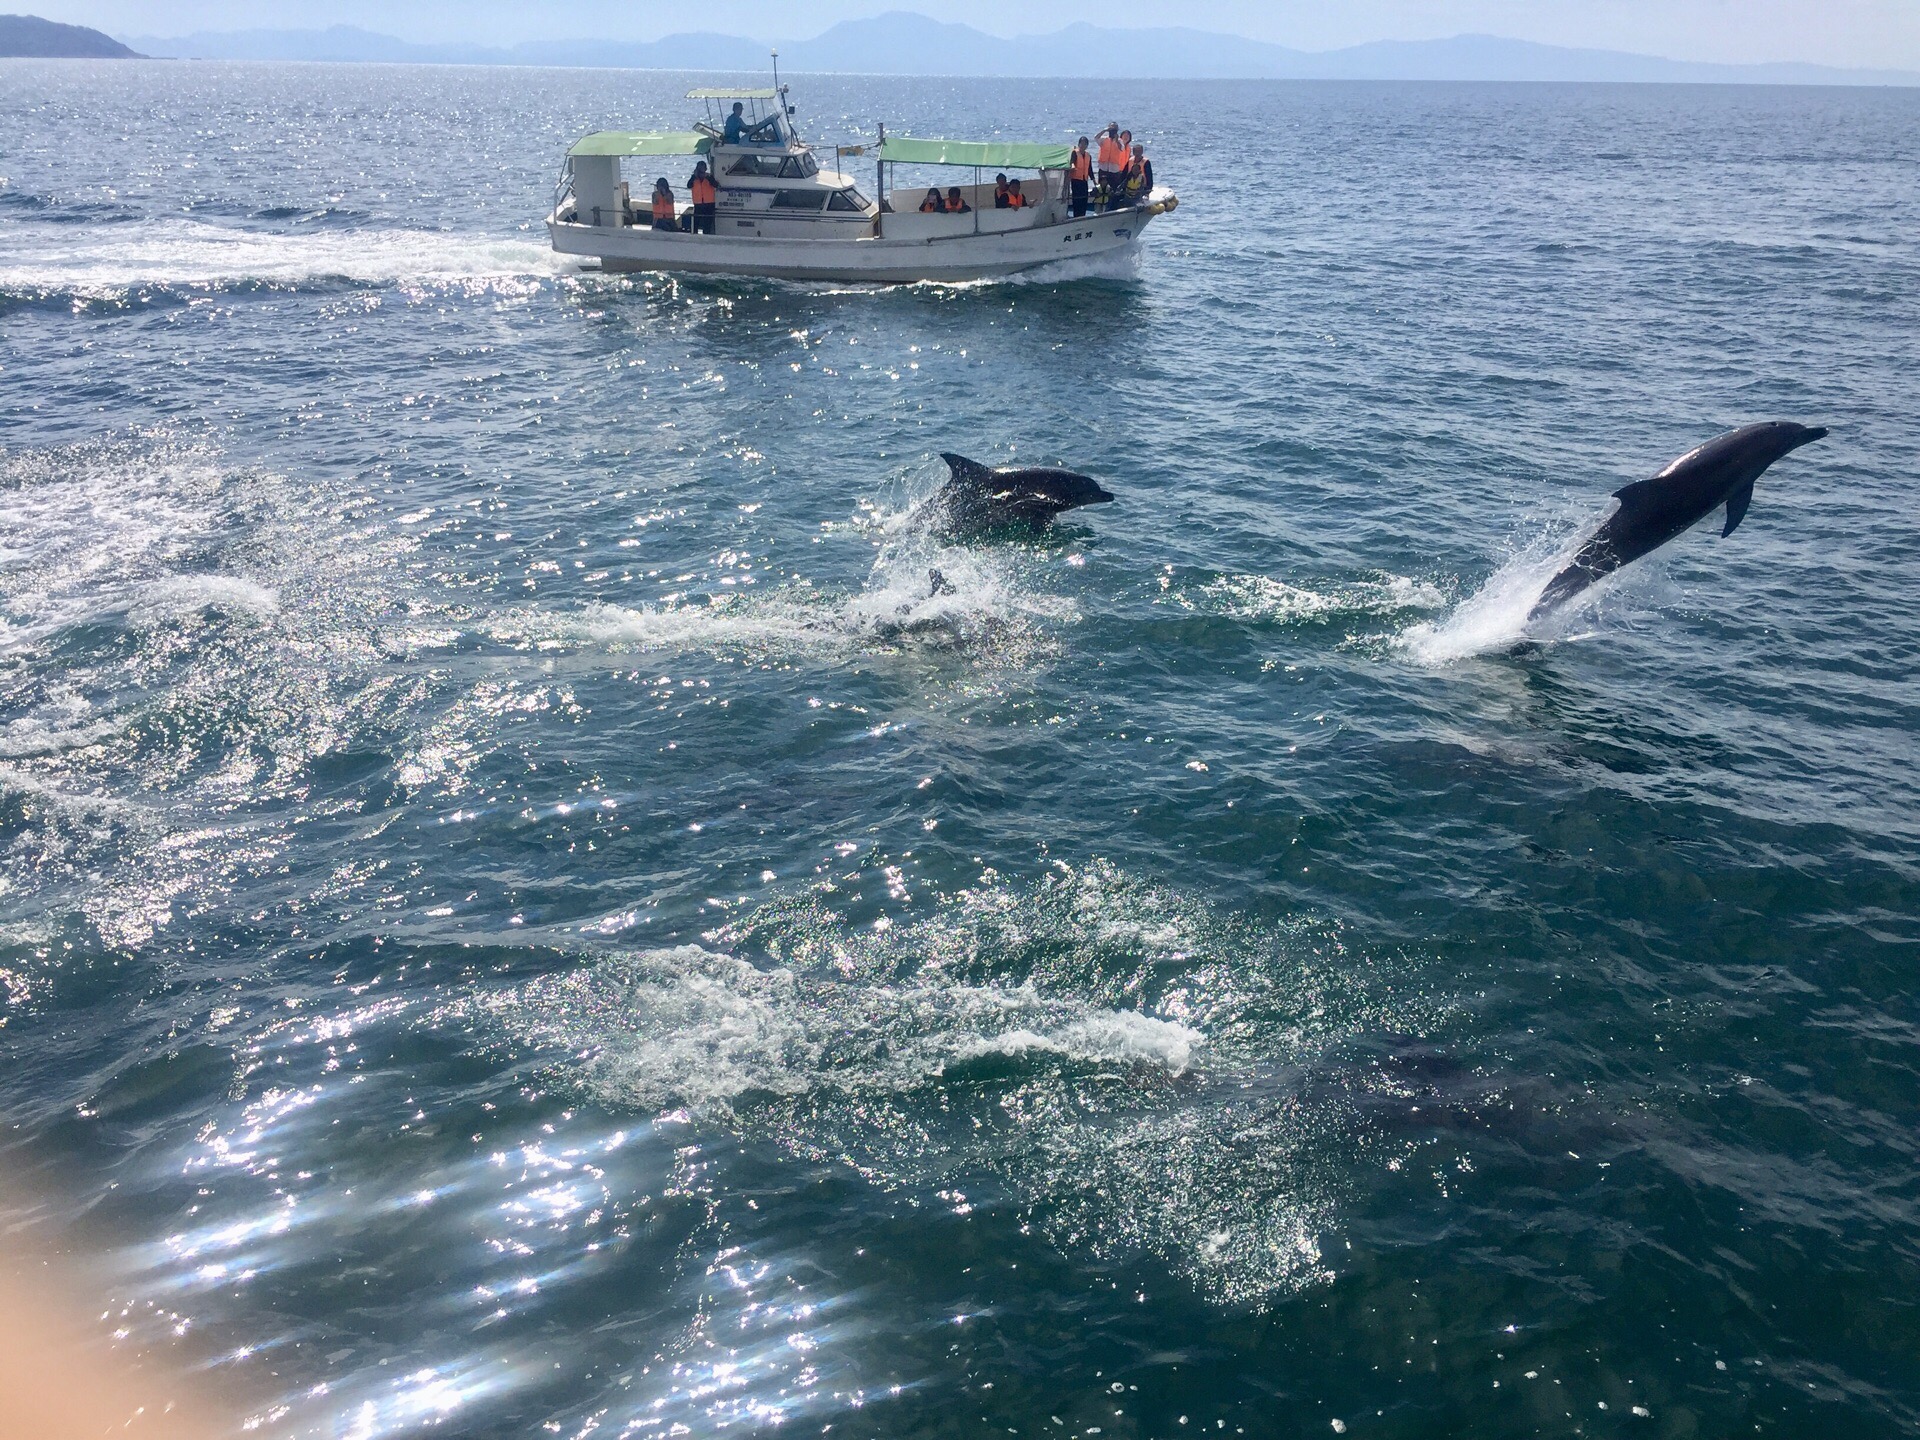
[769,50,792,142]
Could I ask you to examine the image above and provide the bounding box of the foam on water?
[473,944,1203,1116]
[493,524,1073,664]
[454,859,1448,1305]
[132,575,283,624]
[0,432,440,948]
[1175,570,1448,626]
[0,217,567,300]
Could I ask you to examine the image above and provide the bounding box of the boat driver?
[723,101,782,145]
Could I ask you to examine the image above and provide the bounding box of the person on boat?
[723,101,781,145]
[687,162,718,234]
[919,187,946,213]
[1123,143,1153,205]
[945,187,971,214]
[650,178,677,231]
[1004,178,1030,209]
[993,173,1011,208]
[1095,122,1126,205]
[1067,137,1092,217]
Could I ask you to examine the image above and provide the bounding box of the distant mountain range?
[0,13,140,57]
[93,10,1920,85]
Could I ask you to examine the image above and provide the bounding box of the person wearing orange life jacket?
[992,173,1012,208]
[650,178,677,231]
[686,161,718,234]
[919,187,946,213]
[1066,136,1093,217]
[1122,143,1153,205]
[1004,178,1029,209]
[1095,121,1126,206]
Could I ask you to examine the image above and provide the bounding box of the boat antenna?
[771,48,795,133]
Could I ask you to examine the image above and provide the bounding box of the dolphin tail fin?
[1722,480,1755,537]
[940,453,993,487]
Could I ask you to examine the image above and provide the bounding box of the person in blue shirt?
[723,101,781,145]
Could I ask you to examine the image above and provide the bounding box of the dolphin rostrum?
[922,453,1114,540]
[1529,421,1827,621]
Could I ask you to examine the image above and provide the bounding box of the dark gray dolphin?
[922,453,1114,540]
[1529,421,1827,620]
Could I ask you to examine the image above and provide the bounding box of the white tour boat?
[546,79,1177,284]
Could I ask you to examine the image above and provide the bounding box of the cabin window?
[777,155,819,179]
[727,156,784,177]
[826,189,867,212]
[770,190,829,211]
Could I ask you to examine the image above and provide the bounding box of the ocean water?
[2,59,1918,1439]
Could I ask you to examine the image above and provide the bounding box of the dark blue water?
[3,60,1919,1439]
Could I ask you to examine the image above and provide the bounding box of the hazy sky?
[40,1,1920,69]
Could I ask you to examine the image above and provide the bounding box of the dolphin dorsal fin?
[1722,480,1755,537]
[940,453,994,487]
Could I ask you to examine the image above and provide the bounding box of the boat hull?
[546,201,1168,284]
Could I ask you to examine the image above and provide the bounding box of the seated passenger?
[1123,144,1153,203]
[650,178,677,230]
[1004,178,1029,209]
[945,187,971,213]
[993,173,1011,208]
[919,187,946,213]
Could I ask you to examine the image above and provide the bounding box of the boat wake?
[0,216,568,303]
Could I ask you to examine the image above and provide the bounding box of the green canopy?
[876,137,1073,170]
[687,87,778,100]
[569,131,713,159]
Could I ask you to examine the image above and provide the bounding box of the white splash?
[1189,571,1447,624]
[134,575,283,623]
[473,945,1202,1118]
[1399,509,1615,664]
[495,494,1074,661]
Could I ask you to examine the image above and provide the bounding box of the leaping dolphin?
[921,453,1114,540]
[1529,421,1827,621]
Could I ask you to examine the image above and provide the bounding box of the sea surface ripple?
[2,60,1918,1439]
